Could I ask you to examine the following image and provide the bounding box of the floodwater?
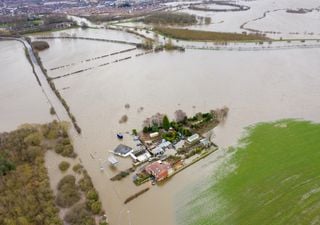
[33,27,320,225]
[175,0,320,39]
[31,27,143,43]
[0,40,53,132]
[1,4,320,224]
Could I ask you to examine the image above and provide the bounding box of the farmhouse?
[145,161,173,181]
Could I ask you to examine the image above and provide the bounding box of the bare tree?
[212,106,229,123]
[151,113,165,126]
[206,129,215,142]
[143,118,152,128]
[174,109,187,122]
[119,115,128,123]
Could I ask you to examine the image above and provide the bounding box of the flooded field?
[0,40,53,132]
[32,27,320,224]
[167,0,320,39]
[31,27,143,43]
[37,39,143,79]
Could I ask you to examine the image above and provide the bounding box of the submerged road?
[184,43,320,51]
[35,36,139,46]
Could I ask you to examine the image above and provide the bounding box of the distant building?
[187,133,200,144]
[113,144,133,157]
[145,161,173,181]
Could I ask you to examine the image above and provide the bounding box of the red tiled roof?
[145,161,171,181]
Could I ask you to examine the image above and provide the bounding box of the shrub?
[78,172,93,192]
[50,107,56,115]
[132,129,138,136]
[61,137,71,145]
[143,127,148,133]
[162,131,178,142]
[61,144,74,157]
[0,156,15,176]
[55,143,64,154]
[64,203,95,225]
[56,175,80,208]
[22,146,42,162]
[72,163,83,174]
[31,41,49,51]
[55,141,76,158]
[119,115,128,123]
[59,161,70,172]
[87,189,99,201]
[88,200,102,214]
[24,132,41,146]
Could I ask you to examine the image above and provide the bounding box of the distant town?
[0,0,166,16]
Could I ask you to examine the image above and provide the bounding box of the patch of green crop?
[179,119,320,225]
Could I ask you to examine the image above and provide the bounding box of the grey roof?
[113,144,132,155]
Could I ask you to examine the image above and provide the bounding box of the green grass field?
[154,27,268,42]
[179,119,320,225]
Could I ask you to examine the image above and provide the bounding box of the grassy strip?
[179,119,320,225]
[154,27,269,42]
[24,47,42,86]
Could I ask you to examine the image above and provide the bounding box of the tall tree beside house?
[163,115,170,131]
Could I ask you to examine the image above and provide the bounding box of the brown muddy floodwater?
[0,40,53,132]
[36,29,320,225]
[1,27,320,225]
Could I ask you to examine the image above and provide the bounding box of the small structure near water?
[108,155,119,166]
[187,133,200,144]
[130,149,151,162]
[113,144,133,157]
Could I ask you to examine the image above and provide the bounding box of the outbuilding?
[113,144,133,157]
[187,133,200,144]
